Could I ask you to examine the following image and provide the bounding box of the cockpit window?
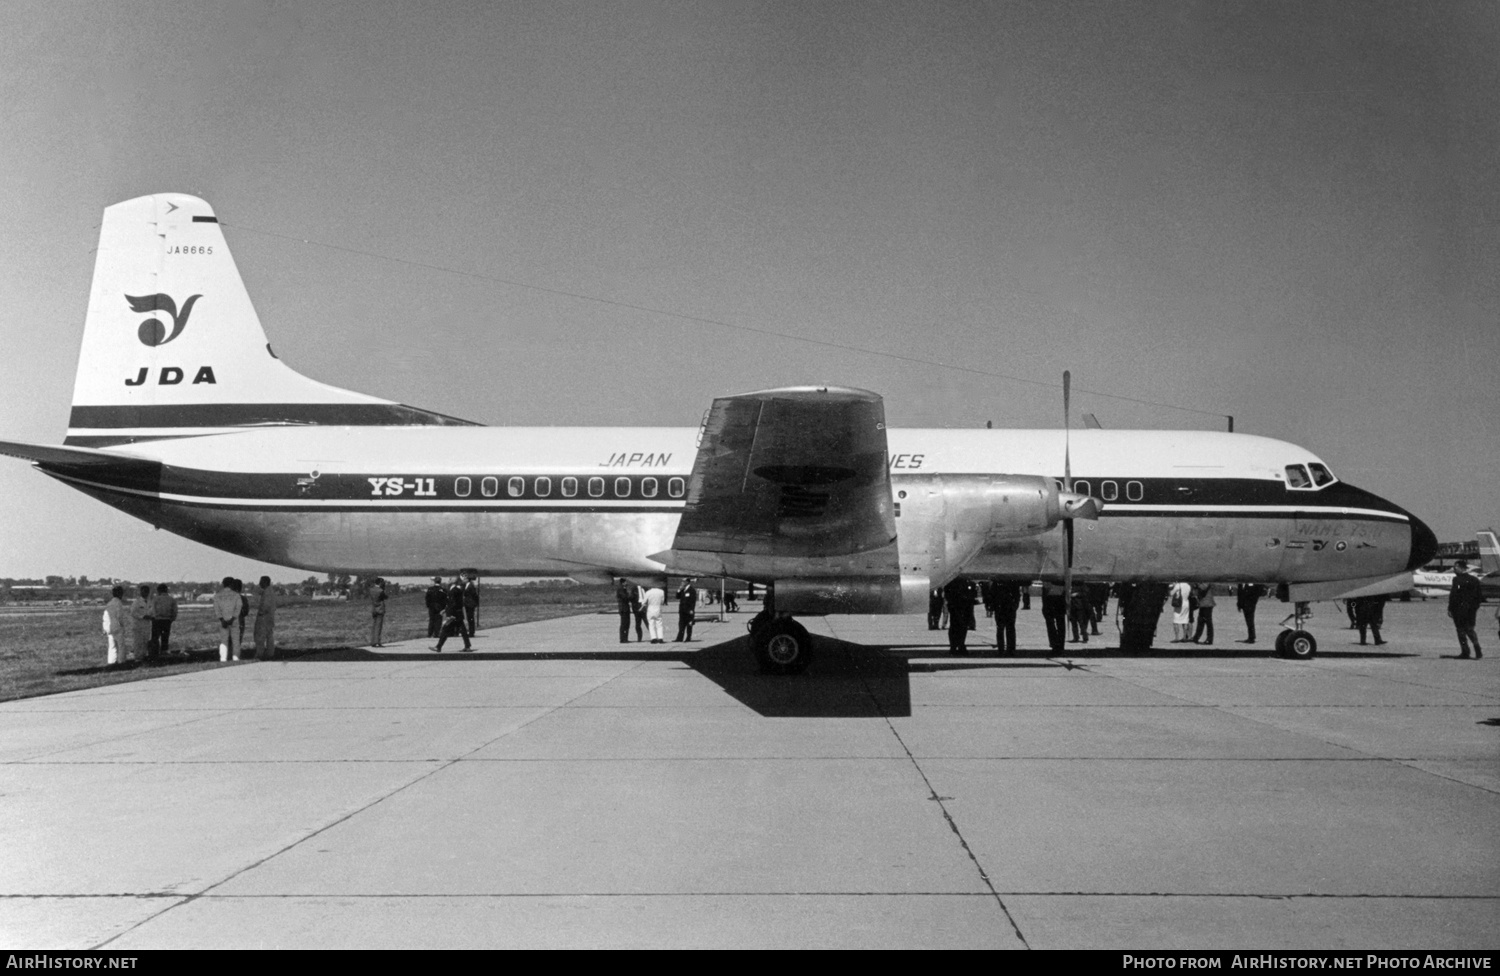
[1285,465,1312,489]
[1308,462,1336,487]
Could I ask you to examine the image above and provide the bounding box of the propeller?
[1063,370,1074,600]
[1057,372,1102,598]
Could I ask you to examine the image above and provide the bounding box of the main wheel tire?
[1284,630,1317,660]
[1274,631,1292,657]
[753,618,813,675]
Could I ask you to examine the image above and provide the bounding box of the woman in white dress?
[1170,581,1193,642]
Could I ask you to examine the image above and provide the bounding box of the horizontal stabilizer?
[0,439,136,467]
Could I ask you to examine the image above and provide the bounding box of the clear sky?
[1,0,1495,582]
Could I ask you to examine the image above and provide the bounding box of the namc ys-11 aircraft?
[0,194,1438,671]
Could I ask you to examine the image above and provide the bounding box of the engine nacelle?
[773,576,927,615]
[895,474,1096,586]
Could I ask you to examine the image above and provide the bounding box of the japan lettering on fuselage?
[600,453,673,468]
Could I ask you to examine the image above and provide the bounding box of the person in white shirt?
[102,586,125,665]
[213,576,242,661]
[254,576,278,660]
[641,583,666,643]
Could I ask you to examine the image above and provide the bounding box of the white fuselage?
[45,425,1425,591]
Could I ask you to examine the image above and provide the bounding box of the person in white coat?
[102,586,125,665]
[641,583,666,643]
[213,576,242,661]
[1169,581,1193,642]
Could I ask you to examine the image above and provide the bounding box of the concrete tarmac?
[2,599,1496,949]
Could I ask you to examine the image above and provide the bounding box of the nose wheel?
[1276,629,1318,659]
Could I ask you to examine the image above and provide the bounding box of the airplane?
[1412,531,1500,601]
[0,193,1439,671]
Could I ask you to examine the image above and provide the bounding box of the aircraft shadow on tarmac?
[273,635,1416,719]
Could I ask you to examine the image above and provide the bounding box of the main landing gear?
[748,608,814,675]
[1275,602,1318,660]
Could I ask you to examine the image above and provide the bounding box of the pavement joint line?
[1385,758,1500,797]
[10,891,1499,900]
[89,662,635,950]
[1097,669,1500,791]
[825,624,1033,951]
[8,755,1481,764]
[10,707,241,764]
[10,702,1495,712]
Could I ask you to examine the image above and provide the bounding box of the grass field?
[0,584,614,702]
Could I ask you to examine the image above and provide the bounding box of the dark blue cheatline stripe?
[67,402,479,429]
[1100,508,1409,523]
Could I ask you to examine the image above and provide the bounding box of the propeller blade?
[1062,371,1073,601]
[1063,370,1072,492]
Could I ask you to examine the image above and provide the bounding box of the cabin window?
[1285,465,1312,489]
[1101,480,1118,501]
[505,476,523,497]
[668,477,685,498]
[1308,462,1335,487]
[534,476,552,497]
[1074,480,1090,498]
[615,477,631,497]
[641,477,658,498]
[454,477,471,498]
[561,477,578,498]
[1126,480,1143,502]
[481,476,498,498]
[587,477,604,498]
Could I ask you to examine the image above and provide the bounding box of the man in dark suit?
[1236,583,1264,643]
[991,578,1021,656]
[425,576,446,639]
[675,578,699,642]
[943,578,976,655]
[462,571,480,639]
[1041,581,1068,653]
[1450,562,1484,659]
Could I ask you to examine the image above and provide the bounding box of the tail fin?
[67,193,474,446]
[1478,531,1500,576]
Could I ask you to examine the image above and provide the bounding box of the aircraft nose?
[1407,514,1438,571]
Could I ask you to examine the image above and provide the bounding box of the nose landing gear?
[1275,602,1318,659]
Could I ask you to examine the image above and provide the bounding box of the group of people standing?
[100,583,180,665]
[101,576,277,665]
[614,577,699,644]
[932,578,1271,656]
[212,576,277,661]
[424,573,480,653]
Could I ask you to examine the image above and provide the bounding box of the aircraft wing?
[655,387,898,579]
[0,439,134,467]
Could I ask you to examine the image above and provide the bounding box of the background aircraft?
[0,194,1439,671]
[1413,531,1500,601]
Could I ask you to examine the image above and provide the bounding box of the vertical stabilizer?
[67,193,473,446]
[1478,531,1500,576]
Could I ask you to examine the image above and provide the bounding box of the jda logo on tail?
[123,292,216,386]
[127,293,200,347]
